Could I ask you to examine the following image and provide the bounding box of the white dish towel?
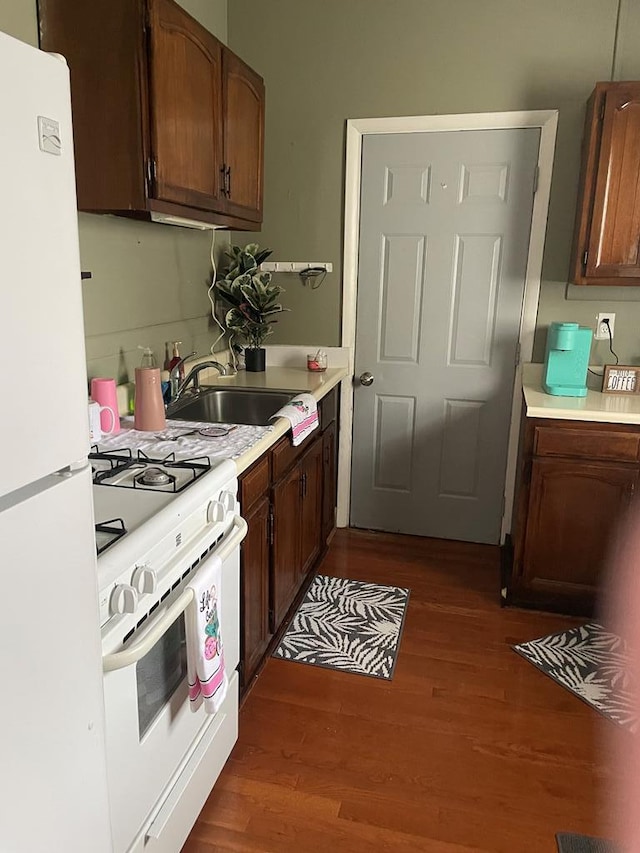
[271,393,319,446]
[185,553,228,714]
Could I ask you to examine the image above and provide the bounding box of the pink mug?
[90,377,120,434]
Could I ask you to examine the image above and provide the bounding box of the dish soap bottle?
[167,341,185,381]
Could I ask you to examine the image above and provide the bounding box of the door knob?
[359,372,374,386]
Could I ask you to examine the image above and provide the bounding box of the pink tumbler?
[90,377,121,434]
[134,368,166,431]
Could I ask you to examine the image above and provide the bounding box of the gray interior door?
[350,128,540,544]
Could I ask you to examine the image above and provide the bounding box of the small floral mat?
[273,574,410,679]
[513,622,636,731]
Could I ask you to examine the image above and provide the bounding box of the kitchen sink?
[166,387,298,426]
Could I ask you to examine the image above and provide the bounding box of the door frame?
[338,110,558,542]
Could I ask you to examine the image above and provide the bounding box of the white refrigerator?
[0,30,112,853]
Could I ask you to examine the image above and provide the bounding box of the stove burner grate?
[95,517,127,555]
[90,448,211,493]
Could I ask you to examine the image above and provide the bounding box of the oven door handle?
[102,515,247,673]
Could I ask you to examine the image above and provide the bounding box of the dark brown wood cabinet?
[39,0,264,229]
[571,81,640,285]
[221,51,265,223]
[237,386,340,695]
[148,0,224,213]
[508,414,640,614]
[271,461,304,630]
[271,434,323,625]
[321,420,338,547]
[238,456,272,689]
[299,438,324,578]
[240,495,271,686]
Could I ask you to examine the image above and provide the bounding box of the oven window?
[136,617,187,738]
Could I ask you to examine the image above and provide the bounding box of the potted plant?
[215,243,288,372]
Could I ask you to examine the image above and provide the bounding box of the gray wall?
[0,0,229,383]
[4,1,640,371]
[229,0,640,365]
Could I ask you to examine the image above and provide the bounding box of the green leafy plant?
[215,243,288,349]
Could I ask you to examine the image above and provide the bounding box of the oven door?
[102,516,244,853]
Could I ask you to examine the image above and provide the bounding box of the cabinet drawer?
[533,425,640,463]
[271,435,305,482]
[239,456,270,513]
[319,388,338,430]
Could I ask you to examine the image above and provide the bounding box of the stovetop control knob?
[220,490,236,513]
[207,500,225,524]
[132,565,157,595]
[111,584,138,615]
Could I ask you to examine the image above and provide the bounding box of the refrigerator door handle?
[102,516,247,672]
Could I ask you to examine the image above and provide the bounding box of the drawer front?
[319,388,338,430]
[239,455,270,513]
[271,434,306,482]
[534,424,640,463]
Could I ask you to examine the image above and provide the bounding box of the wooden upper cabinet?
[222,51,265,223]
[571,81,640,285]
[38,0,264,229]
[148,0,224,211]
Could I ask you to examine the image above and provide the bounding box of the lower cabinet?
[239,387,339,694]
[321,420,337,547]
[271,460,305,630]
[238,456,272,689]
[240,495,272,687]
[508,413,640,615]
[272,434,323,628]
[299,438,324,577]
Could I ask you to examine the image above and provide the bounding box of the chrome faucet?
[171,359,231,405]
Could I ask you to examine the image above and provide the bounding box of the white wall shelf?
[260,261,333,273]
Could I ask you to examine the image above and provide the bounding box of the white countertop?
[202,366,349,473]
[111,358,349,475]
[105,367,347,474]
[523,363,640,425]
[203,366,345,395]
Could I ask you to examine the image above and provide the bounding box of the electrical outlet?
[594,312,616,340]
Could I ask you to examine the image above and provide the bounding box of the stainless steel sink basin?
[167,387,298,426]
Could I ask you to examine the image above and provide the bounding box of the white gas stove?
[90,441,244,853]
[91,446,237,625]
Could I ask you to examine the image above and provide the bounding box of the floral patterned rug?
[513,623,636,732]
[273,574,410,679]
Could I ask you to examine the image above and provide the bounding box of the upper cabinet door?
[148,0,224,211]
[571,81,640,285]
[222,50,265,223]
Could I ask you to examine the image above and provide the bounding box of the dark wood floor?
[183,529,612,852]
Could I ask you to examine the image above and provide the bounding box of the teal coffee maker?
[543,322,592,397]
